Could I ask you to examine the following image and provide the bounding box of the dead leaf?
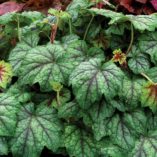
[0,1,25,15]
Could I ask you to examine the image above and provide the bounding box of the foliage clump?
[0,0,157,157]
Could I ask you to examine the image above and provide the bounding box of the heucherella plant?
[0,0,157,157]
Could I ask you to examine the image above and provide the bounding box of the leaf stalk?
[126,23,134,55]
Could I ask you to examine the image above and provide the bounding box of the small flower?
[0,60,12,88]
[112,49,126,64]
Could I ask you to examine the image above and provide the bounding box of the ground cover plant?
[1,0,157,157]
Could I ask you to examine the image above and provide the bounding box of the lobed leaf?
[131,131,157,157]
[18,44,77,91]
[70,59,124,109]
[64,125,97,157]
[128,46,151,74]
[11,103,62,157]
[9,33,39,75]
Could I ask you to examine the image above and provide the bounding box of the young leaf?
[131,131,157,157]
[11,103,62,157]
[141,82,157,112]
[9,33,39,74]
[0,138,8,155]
[64,125,98,157]
[128,46,150,74]
[69,59,124,109]
[18,44,78,91]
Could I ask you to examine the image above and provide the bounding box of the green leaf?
[89,8,157,31]
[0,138,8,155]
[7,84,31,103]
[18,44,77,91]
[110,114,135,150]
[70,59,124,109]
[119,77,144,108]
[9,33,39,74]
[131,131,157,157]
[146,112,157,130]
[106,23,129,35]
[110,100,128,112]
[56,35,105,62]
[126,14,157,31]
[0,13,15,25]
[58,101,81,119]
[128,46,151,74]
[96,114,135,150]
[110,35,128,50]
[88,100,115,122]
[11,103,62,157]
[64,125,97,157]
[144,67,157,83]
[20,11,45,22]
[86,100,115,140]
[101,144,127,157]
[86,22,101,39]
[88,8,127,24]
[141,82,157,112]
[0,92,19,136]
[67,0,90,20]
[123,110,147,135]
[138,32,157,63]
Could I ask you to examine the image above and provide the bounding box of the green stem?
[83,15,94,41]
[17,15,21,42]
[141,73,155,84]
[69,18,72,34]
[57,91,61,106]
[126,23,134,55]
